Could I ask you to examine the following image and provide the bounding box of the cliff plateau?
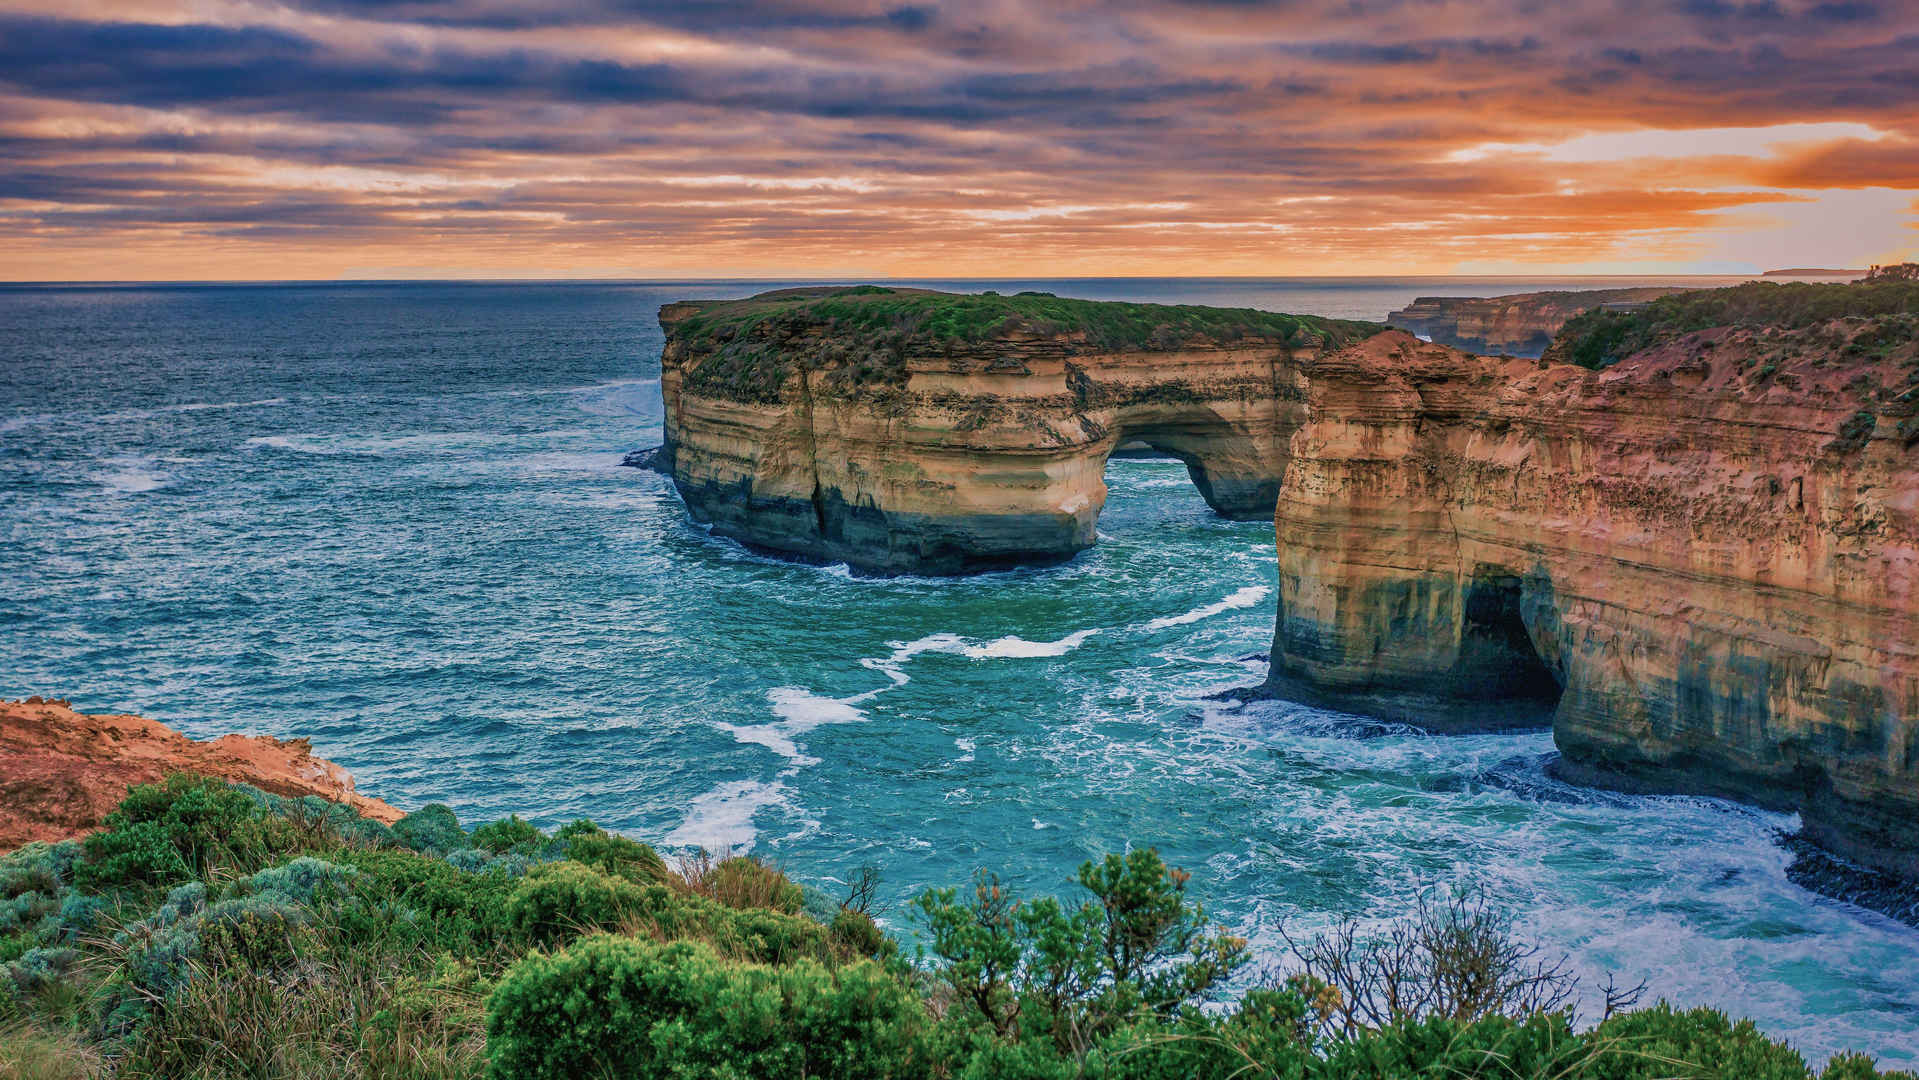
[655,287,1381,574]
[1387,287,1695,357]
[650,284,1919,882]
[1265,320,1917,876]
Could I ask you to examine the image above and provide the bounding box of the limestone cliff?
[1387,288,1694,357]
[652,284,1919,879]
[0,697,404,847]
[1264,322,1917,877]
[656,287,1380,574]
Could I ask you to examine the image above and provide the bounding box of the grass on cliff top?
[676,286,1385,351]
[669,286,1386,403]
[1546,274,1919,370]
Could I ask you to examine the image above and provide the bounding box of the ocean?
[2,276,1913,1063]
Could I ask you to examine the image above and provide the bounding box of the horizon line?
[0,270,1858,288]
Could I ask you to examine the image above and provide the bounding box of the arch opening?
[1094,420,1284,526]
[1461,564,1564,713]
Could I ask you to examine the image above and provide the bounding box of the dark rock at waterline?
[1778,831,1919,928]
[621,445,672,473]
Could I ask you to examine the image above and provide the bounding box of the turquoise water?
[2,278,1914,1063]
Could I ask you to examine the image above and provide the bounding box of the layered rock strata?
[653,286,1918,878]
[1388,287,1694,356]
[657,288,1378,575]
[1264,323,1917,876]
[0,697,404,847]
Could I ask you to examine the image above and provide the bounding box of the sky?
[0,0,1915,280]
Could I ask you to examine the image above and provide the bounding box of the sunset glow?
[1,0,1915,280]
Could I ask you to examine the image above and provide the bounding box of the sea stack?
[655,286,1380,575]
[652,282,1919,881]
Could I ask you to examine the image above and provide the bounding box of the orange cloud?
[0,0,1914,279]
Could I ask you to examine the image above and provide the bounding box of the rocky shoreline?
[0,697,403,847]
[1385,287,1694,356]
[649,282,1919,887]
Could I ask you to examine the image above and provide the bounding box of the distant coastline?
[1763,268,1866,277]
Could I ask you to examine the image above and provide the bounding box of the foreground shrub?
[322,849,520,955]
[116,934,488,1080]
[503,862,645,945]
[393,804,468,856]
[679,852,805,914]
[77,774,302,890]
[0,1024,95,1080]
[1277,885,1579,1039]
[485,935,926,1080]
[555,820,668,885]
[917,849,1248,1059]
[1587,1002,1816,1080]
[1315,1011,1590,1080]
[470,816,547,858]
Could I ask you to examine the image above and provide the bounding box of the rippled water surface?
[2,278,1913,1063]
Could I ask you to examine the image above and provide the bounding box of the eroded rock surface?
[658,288,1378,574]
[652,285,1919,878]
[1265,324,1918,876]
[0,697,404,847]
[1388,287,1694,357]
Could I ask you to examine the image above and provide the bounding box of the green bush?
[322,848,520,955]
[485,935,927,1080]
[470,815,548,857]
[76,774,303,890]
[1547,278,1919,369]
[393,803,468,855]
[830,907,894,960]
[503,862,645,945]
[916,849,1248,1057]
[1587,1002,1814,1080]
[703,855,805,914]
[555,820,669,884]
[247,855,359,906]
[1317,1011,1589,1079]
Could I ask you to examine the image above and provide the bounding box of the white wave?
[94,457,170,494]
[971,628,1101,658]
[244,434,353,455]
[879,627,1101,666]
[955,736,976,763]
[663,779,792,854]
[716,686,872,768]
[1143,585,1270,631]
[574,377,660,390]
[569,378,664,418]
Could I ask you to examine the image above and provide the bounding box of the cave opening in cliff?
[1460,565,1564,716]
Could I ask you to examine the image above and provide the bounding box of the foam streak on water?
[1,279,1913,1065]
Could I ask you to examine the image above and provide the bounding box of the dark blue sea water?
[2,278,1913,1063]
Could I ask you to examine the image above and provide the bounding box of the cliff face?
[653,286,1919,878]
[657,289,1375,574]
[1265,324,1918,876]
[1387,288,1694,357]
[0,697,403,847]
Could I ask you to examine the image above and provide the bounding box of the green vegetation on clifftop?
[1,775,1912,1079]
[1547,276,1919,370]
[668,287,1386,404]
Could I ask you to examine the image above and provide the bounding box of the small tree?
[1275,885,1582,1041]
[915,849,1249,1059]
